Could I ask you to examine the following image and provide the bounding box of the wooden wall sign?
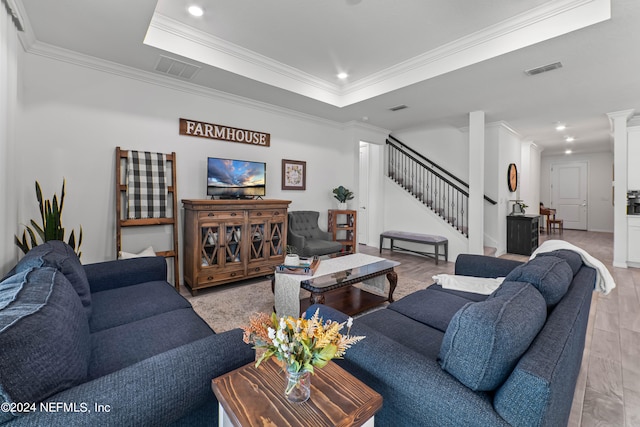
[179,118,270,147]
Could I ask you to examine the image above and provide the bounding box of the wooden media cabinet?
[182,199,291,294]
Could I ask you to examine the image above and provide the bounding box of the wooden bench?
[379,230,448,265]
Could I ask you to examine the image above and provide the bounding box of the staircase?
[386,135,497,238]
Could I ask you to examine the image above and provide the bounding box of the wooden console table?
[182,199,291,294]
[212,359,382,427]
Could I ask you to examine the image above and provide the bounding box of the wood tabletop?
[212,359,382,427]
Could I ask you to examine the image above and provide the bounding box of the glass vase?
[285,367,311,403]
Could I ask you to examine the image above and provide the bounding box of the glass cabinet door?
[268,221,284,258]
[224,224,243,265]
[200,226,221,267]
[249,222,266,261]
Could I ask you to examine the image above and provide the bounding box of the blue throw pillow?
[504,256,573,307]
[536,249,583,276]
[439,282,547,391]
[15,241,91,317]
[0,268,90,421]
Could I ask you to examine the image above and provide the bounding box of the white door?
[358,144,370,244]
[550,161,588,230]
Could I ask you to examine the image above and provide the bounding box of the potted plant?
[284,245,300,266]
[14,179,83,257]
[332,185,354,210]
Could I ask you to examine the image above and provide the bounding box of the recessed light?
[565,149,572,154]
[565,136,575,142]
[337,72,348,80]
[188,5,204,17]
[555,123,566,131]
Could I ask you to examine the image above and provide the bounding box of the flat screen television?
[207,157,266,198]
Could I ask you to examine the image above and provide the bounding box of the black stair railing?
[387,135,497,237]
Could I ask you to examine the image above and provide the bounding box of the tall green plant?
[15,179,83,257]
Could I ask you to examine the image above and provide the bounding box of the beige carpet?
[184,274,428,332]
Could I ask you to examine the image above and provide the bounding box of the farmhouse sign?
[179,118,270,147]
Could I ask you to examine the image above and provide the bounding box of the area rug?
[185,274,428,332]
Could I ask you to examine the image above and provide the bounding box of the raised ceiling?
[17,0,640,155]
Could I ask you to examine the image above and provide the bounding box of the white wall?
[0,4,19,274]
[393,125,469,182]
[540,151,614,232]
[15,52,387,269]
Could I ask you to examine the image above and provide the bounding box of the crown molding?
[341,0,610,106]
[145,0,609,108]
[23,40,349,130]
[144,13,343,106]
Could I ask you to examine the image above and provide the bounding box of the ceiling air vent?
[389,104,408,112]
[524,62,563,76]
[155,56,200,80]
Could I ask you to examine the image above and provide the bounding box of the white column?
[608,109,634,268]
[468,111,485,254]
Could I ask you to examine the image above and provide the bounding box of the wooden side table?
[212,359,382,427]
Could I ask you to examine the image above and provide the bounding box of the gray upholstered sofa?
[309,250,596,426]
[287,211,342,257]
[0,241,253,426]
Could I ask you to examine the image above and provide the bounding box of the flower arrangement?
[242,309,365,374]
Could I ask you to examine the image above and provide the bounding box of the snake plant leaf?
[68,230,76,250]
[59,179,65,215]
[14,233,29,254]
[26,227,38,248]
[30,219,45,241]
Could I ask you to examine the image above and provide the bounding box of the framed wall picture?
[282,159,306,190]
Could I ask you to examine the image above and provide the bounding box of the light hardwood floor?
[363,228,637,426]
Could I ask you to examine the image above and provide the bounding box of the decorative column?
[607,109,634,268]
[468,111,485,254]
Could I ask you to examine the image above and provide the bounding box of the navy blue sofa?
[0,241,253,426]
[309,251,596,427]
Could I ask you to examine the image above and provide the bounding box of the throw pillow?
[14,240,91,317]
[439,281,547,391]
[535,249,583,276]
[0,268,90,421]
[504,255,573,307]
[118,246,156,259]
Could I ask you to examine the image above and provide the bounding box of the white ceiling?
[16,0,640,156]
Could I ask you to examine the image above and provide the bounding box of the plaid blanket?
[127,151,168,219]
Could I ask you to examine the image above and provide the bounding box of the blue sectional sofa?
[0,241,253,426]
[309,251,596,427]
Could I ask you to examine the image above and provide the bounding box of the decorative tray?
[275,257,320,275]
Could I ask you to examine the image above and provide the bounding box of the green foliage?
[332,185,354,203]
[15,179,83,258]
[285,245,298,255]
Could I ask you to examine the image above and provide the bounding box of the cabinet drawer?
[249,209,285,219]
[198,211,244,220]
[198,267,245,284]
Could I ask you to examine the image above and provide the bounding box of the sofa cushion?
[15,241,91,317]
[428,284,488,302]
[355,308,445,360]
[439,281,547,391]
[89,280,192,332]
[89,308,214,379]
[504,255,573,306]
[389,287,483,333]
[0,268,90,417]
[535,249,583,276]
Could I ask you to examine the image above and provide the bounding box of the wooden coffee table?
[212,358,382,427]
[272,253,400,317]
